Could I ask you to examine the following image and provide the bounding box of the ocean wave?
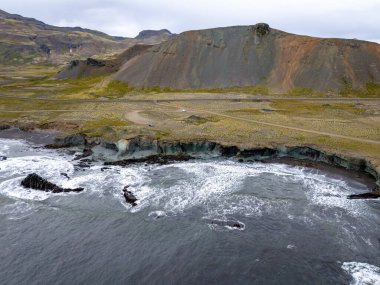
[0,200,38,219]
[0,139,373,223]
[342,262,380,285]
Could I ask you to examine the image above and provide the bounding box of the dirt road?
[157,103,380,146]
[1,94,380,103]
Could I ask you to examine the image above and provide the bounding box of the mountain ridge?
[0,9,127,41]
[0,9,172,65]
[113,23,380,92]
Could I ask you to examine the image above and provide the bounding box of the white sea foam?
[268,165,372,217]
[0,156,74,178]
[127,161,292,218]
[0,138,374,223]
[148,210,166,219]
[0,138,28,156]
[342,262,380,285]
[0,153,76,201]
[125,160,371,223]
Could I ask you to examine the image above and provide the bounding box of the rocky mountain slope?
[0,9,129,64]
[114,23,380,92]
[56,44,153,79]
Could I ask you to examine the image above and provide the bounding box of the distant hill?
[135,29,174,40]
[0,9,129,64]
[114,23,380,92]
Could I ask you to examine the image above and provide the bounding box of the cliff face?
[114,24,380,91]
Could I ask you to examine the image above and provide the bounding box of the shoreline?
[263,157,378,190]
[1,127,379,196]
[0,127,61,145]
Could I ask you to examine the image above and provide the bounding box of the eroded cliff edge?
[46,133,380,193]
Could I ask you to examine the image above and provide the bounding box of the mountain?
[0,9,129,64]
[113,23,380,92]
[56,44,153,79]
[135,29,174,40]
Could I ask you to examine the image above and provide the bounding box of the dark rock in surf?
[74,148,93,160]
[204,218,245,230]
[122,186,137,206]
[21,173,84,193]
[75,159,93,169]
[0,156,7,161]
[348,187,380,199]
[105,154,193,166]
[60,172,70,179]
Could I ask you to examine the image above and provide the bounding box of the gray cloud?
[1,0,380,42]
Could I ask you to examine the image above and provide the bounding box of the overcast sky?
[2,0,380,42]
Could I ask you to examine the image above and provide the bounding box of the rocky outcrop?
[114,23,380,91]
[21,173,84,193]
[46,133,87,148]
[74,148,93,160]
[122,186,137,206]
[102,136,380,186]
[255,23,270,36]
[51,133,380,197]
[105,154,193,166]
[348,187,380,199]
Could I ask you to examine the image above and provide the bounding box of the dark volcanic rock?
[60,173,70,179]
[75,159,94,169]
[122,186,137,206]
[104,154,193,166]
[46,133,87,148]
[21,173,84,193]
[204,218,245,230]
[86,58,106,67]
[348,187,380,199]
[0,156,7,161]
[114,24,380,92]
[0,124,11,130]
[255,23,270,36]
[74,148,93,160]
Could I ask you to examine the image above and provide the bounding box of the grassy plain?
[0,65,379,167]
